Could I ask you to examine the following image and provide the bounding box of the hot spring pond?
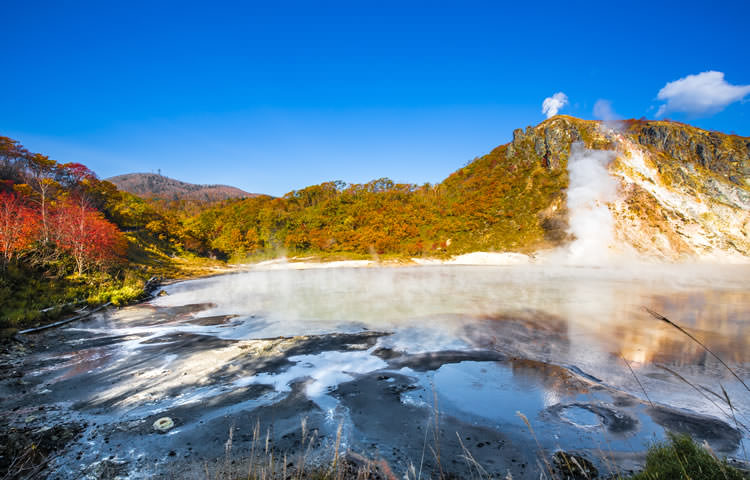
[2,264,749,478]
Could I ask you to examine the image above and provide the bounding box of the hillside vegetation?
[2,116,748,330]
[0,139,219,333]
[183,116,750,262]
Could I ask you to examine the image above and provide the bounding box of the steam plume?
[565,142,619,264]
[542,92,568,118]
[593,99,621,122]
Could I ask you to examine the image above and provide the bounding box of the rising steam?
[542,92,568,118]
[593,99,620,122]
[565,142,619,264]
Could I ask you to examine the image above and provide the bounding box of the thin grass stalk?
[20,453,56,480]
[332,421,343,480]
[656,364,739,427]
[362,461,373,480]
[248,420,260,480]
[594,441,623,479]
[674,446,692,480]
[569,456,591,480]
[1,447,51,480]
[720,383,748,461]
[516,411,554,479]
[265,426,271,456]
[431,388,444,480]
[456,432,490,480]
[297,418,307,480]
[558,453,576,480]
[698,384,750,429]
[262,426,275,480]
[534,459,549,480]
[619,352,654,408]
[417,411,431,480]
[701,384,742,408]
[579,386,623,480]
[701,440,732,480]
[407,462,417,480]
[307,433,318,477]
[644,307,750,394]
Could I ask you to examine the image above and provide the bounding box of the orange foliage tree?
[0,191,40,266]
[51,198,126,275]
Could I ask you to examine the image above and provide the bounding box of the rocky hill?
[107,173,257,203]
[498,116,750,261]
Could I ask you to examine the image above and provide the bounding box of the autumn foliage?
[0,191,39,264]
[0,136,126,274]
[51,198,126,274]
[183,141,568,261]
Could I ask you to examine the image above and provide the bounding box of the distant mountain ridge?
[107,173,258,203]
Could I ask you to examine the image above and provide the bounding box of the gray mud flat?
[1,265,749,479]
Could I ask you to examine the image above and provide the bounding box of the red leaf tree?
[0,192,40,266]
[57,162,95,187]
[51,198,126,275]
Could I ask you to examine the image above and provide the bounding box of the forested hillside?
[0,137,218,333]
[184,148,568,261]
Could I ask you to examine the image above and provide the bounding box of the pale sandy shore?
[231,248,750,272]
[233,251,535,271]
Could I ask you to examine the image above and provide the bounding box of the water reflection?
[147,266,750,367]
[149,264,750,418]
[626,291,750,365]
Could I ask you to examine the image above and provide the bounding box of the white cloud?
[655,71,750,117]
[542,92,568,118]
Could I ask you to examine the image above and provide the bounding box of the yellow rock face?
[609,132,749,262]
[507,116,749,262]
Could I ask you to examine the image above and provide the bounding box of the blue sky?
[2,1,748,196]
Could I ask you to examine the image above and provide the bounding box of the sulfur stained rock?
[506,116,586,171]
[633,122,749,182]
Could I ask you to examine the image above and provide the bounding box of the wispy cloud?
[593,99,620,122]
[542,92,568,118]
[655,71,750,117]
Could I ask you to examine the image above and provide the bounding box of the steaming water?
[147,264,750,414]
[13,263,750,477]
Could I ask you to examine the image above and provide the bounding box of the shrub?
[630,433,747,480]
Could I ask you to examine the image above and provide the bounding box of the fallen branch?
[16,302,112,335]
[40,300,85,314]
[143,275,161,293]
